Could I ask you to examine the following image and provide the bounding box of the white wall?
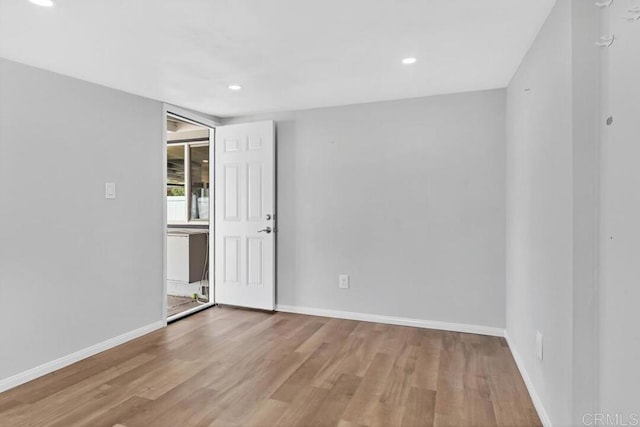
[598,0,640,416]
[225,90,507,329]
[506,0,601,425]
[506,2,573,424]
[0,58,164,383]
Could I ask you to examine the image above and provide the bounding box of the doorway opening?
[163,112,276,321]
[164,111,216,322]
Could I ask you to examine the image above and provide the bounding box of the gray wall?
[0,58,164,382]
[506,1,573,425]
[506,0,601,425]
[225,90,507,329]
[571,0,600,422]
[598,0,640,416]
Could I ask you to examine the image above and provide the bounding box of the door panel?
[214,121,275,310]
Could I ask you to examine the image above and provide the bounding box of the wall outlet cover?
[105,182,117,199]
[536,331,544,361]
[339,274,350,289]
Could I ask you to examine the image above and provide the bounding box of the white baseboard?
[504,332,552,427]
[0,320,165,394]
[275,304,505,337]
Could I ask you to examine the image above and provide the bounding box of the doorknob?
[258,227,272,234]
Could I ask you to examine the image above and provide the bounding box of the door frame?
[162,104,219,324]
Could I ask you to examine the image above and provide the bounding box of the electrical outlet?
[105,182,116,199]
[536,331,544,361]
[339,274,349,289]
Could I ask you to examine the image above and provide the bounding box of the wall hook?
[595,35,615,47]
[595,0,613,7]
[624,6,640,21]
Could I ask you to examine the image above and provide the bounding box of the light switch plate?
[105,182,116,199]
[339,274,349,289]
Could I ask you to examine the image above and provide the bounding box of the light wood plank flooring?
[0,307,541,426]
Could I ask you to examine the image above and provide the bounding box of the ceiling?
[0,0,555,117]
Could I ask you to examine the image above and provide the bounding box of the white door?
[213,121,276,310]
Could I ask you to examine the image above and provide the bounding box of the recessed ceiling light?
[402,57,417,65]
[29,0,54,7]
[228,85,242,91]
[202,159,209,163]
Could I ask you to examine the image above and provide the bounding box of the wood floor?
[0,307,541,427]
